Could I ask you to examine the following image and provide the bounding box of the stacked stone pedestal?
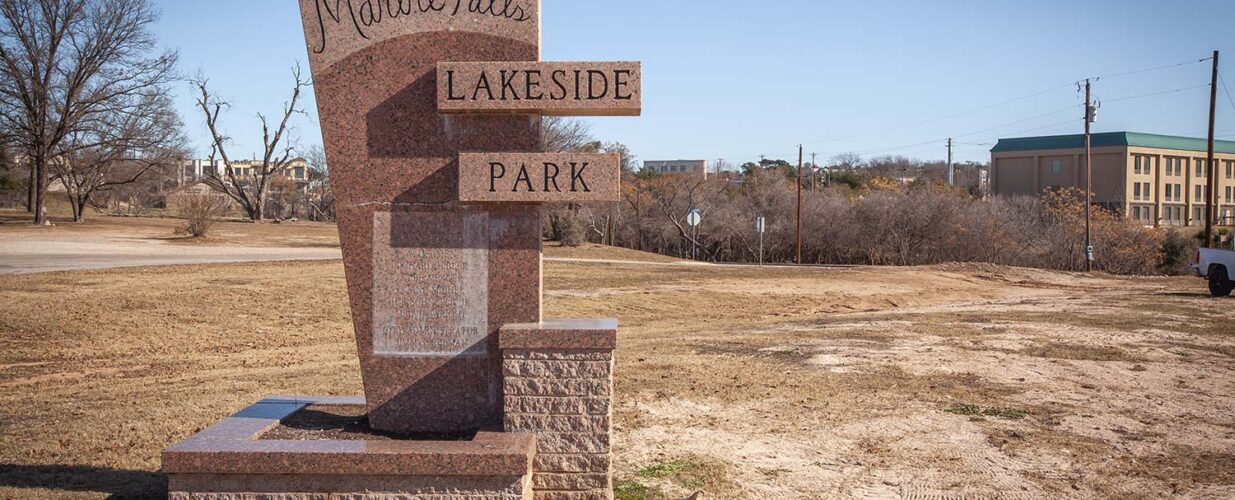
[161,319,618,500]
[502,320,618,500]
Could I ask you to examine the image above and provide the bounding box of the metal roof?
[991,132,1235,155]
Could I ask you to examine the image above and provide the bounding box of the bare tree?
[0,0,178,225]
[53,92,186,222]
[193,65,309,221]
[542,116,596,153]
[830,152,863,170]
[303,144,335,222]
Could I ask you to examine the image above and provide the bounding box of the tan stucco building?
[991,132,1235,227]
[644,160,709,178]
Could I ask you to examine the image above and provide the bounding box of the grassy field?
[0,243,1233,498]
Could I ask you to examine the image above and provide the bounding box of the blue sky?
[156,0,1235,165]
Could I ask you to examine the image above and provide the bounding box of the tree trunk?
[26,165,35,213]
[254,191,266,221]
[67,191,80,222]
[73,195,87,223]
[33,159,48,225]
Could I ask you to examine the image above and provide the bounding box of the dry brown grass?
[0,246,1232,498]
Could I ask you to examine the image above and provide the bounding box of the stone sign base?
[163,319,618,500]
[162,396,536,500]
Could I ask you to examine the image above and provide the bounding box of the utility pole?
[946,138,954,186]
[1084,79,1095,272]
[810,152,818,191]
[1205,50,1220,247]
[797,145,803,265]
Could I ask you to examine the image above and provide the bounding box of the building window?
[1194,207,1204,224]
[1134,183,1142,200]
[1167,157,1184,176]
[1197,185,1204,200]
[1196,160,1206,178]
[1135,156,1154,175]
[1144,183,1152,199]
[1226,186,1232,203]
[1051,159,1062,175]
[1227,161,1233,179]
[1131,205,1153,224]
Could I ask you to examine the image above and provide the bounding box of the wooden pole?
[947,138,954,186]
[1085,79,1093,272]
[797,145,803,265]
[1205,50,1220,247]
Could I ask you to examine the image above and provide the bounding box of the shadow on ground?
[0,463,165,499]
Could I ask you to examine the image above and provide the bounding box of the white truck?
[1194,248,1235,297]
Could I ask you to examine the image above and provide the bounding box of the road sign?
[687,209,702,227]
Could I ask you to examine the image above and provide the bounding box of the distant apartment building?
[991,132,1235,227]
[644,160,709,178]
[181,158,311,186]
[182,159,222,184]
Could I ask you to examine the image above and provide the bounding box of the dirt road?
[0,240,1231,498]
[0,214,342,274]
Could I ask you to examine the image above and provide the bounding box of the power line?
[952,105,1082,139]
[957,118,1080,147]
[1219,70,1235,115]
[1103,83,1211,103]
[1088,56,1213,81]
[711,56,1214,164]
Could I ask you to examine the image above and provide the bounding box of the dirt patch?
[1019,342,1149,362]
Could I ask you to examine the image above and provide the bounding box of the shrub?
[1158,229,1200,276]
[557,214,587,247]
[170,192,229,237]
[608,172,1177,275]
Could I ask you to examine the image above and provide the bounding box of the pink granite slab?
[298,0,543,434]
[459,152,621,203]
[162,397,536,477]
[500,319,618,350]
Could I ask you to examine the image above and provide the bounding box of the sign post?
[757,216,766,266]
[687,209,702,260]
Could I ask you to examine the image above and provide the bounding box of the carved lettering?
[570,162,590,192]
[309,0,534,54]
[489,162,506,192]
[371,212,489,356]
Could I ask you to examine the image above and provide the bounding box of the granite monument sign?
[163,1,640,499]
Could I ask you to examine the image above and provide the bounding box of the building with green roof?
[990,132,1235,227]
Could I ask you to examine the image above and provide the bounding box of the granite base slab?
[163,396,536,500]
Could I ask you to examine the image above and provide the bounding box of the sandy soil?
[0,238,1231,498]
